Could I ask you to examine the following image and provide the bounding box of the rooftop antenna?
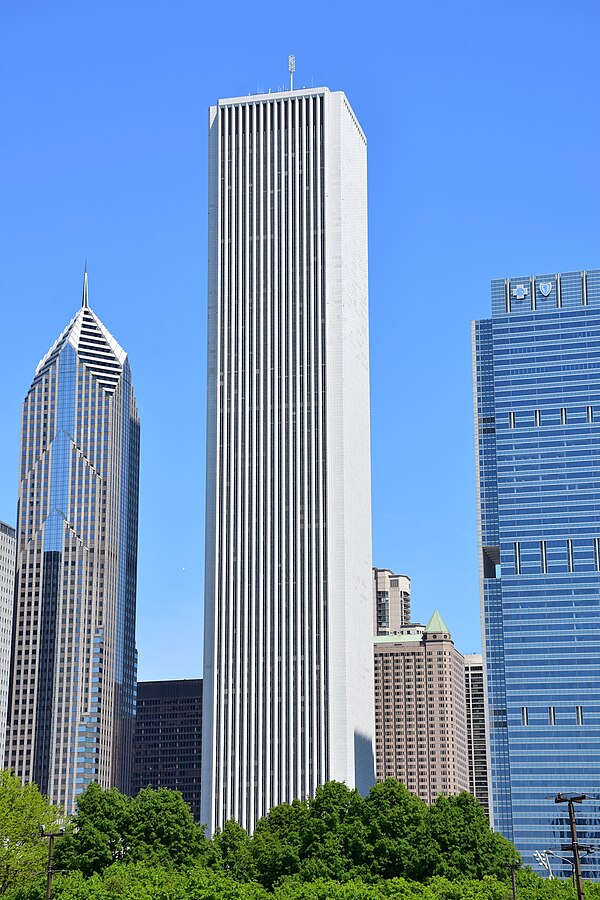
[289,55,295,91]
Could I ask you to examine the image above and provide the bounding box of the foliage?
[0,770,64,896]
[2,775,539,897]
[427,792,518,881]
[53,783,209,876]
[8,867,600,900]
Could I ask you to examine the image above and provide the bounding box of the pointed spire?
[82,262,89,309]
[426,610,450,635]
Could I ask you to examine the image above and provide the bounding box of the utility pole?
[554,793,586,900]
[40,826,65,900]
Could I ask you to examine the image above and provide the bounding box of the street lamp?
[505,860,520,900]
[554,793,586,900]
[533,850,554,880]
[39,825,65,900]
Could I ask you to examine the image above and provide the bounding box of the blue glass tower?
[5,273,139,812]
[474,269,600,877]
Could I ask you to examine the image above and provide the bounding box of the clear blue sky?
[1,1,599,678]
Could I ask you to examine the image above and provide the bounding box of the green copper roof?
[426,610,450,634]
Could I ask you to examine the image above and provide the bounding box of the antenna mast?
[288,55,295,90]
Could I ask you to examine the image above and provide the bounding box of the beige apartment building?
[374,611,469,803]
[373,567,411,635]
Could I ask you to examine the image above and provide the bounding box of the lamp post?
[554,793,586,900]
[505,860,520,900]
[39,826,65,900]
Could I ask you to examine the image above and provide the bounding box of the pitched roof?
[425,610,450,635]
[34,275,126,394]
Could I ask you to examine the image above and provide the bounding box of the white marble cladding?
[202,88,373,833]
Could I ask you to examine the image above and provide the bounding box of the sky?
[1,0,599,679]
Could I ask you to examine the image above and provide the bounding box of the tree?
[53,783,129,877]
[426,792,518,881]
[252,799,308,888]
[0,770,65,895]
[53,783,209,877]
[361,779,432,881]
[212,820,257,882]
[126,787,209,867]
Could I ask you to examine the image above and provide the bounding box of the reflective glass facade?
[5,277,139,812]
[473,270,600,877]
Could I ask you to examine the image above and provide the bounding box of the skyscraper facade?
[0,521,16,766]
[473,269,600,875]
[5,275,140,812]
[133,679,203,820]
[373,567,411,635]
[464,653,489,817]
[373,611,469,802]
[203,87,374,833]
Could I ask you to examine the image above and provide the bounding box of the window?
[521,707,529,726]
[548,706,556,725]
[594,538,600,572]
[534,409,541,427]
[576,706,584,726]
[566,539,574,573]
[508,411,516,429]
[513,542,521,576]
[540,541,547,574]
[587,406,594,424]
[560,407,567,425]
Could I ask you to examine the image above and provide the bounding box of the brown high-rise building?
[464,653,489,817]
[374,611,469,803]
[372,568,410,635]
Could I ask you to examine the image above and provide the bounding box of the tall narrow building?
[473,269,600,877]
[0,522,16,766]
[5,273,140,812]
[202,87,374,833]
[464,653,489,817]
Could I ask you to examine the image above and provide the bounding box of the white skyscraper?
[202,86,374,833]
[0,522,16,766]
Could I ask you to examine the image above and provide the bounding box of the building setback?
[373,568,411,635]
[132,679,202,820]
[0,522,16,765]
[5,273,139,812]
[473,269,600,877]
[202,87,374,833]
[373,611,469,804]
[464,653,489,817]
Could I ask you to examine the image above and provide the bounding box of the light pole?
[40,826,65,900]
[505,860,520,900]
[554,793,586,900]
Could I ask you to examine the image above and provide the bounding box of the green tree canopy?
[426,792,518,881]
[53,783,209,877]
[0,770,64,895]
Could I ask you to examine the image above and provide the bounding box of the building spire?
[82,263,89,309]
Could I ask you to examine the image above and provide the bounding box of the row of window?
[513,538,600,574]
[508,407,594,428]
[521,706,584,726]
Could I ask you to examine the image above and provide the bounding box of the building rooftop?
[425,610,450,634]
